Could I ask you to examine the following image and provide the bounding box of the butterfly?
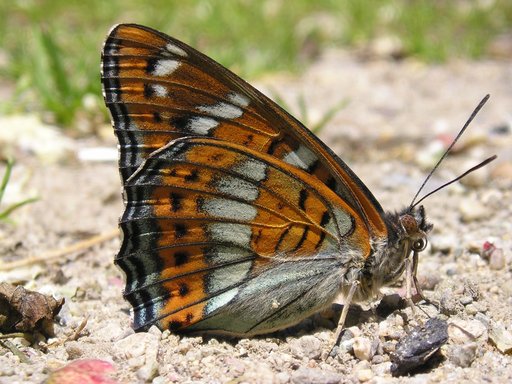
[101,24,494,347]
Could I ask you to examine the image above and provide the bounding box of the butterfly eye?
[412,238,427,252]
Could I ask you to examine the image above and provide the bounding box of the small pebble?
[372,361,392,376]
[465,304,479,315]
[378,317,404,339]
[353,337,373,361]
[289,335,322,359]
[356,368,374,382]
[275,371,291,384]
[430,233,457,253]
[489,322,512,353]
[459,295,473,305]
[381,341,396,354]
[490,161,512,183]
[152,376,167,384]
[449,319,487,343]
[480,189,503,206]
[458,159,489,187]
[459,198,487,222]
[439,291,463,315]
[115,331,159,381]
[290,367,342,384]
[65,342,85,359]
[448,343,478,367]
[489,248,506,270]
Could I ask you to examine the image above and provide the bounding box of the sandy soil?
[1,50,511,383]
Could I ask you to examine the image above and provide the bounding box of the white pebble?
[353,337,373,361]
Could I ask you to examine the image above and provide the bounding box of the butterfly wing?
[101,24,387,334]
[118,137,370,334]
[101,23,387,238]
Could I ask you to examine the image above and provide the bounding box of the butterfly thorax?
[356,205,432,301]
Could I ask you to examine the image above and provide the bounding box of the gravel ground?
[0,50,511,383]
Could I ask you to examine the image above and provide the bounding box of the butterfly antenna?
[411,155,496,208]
[409,94,491,209]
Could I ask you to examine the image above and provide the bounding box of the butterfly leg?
[406,253,432,319]
[328,280,359,356]
[405,257,416,310]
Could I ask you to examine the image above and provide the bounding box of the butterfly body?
[102,24,431,337]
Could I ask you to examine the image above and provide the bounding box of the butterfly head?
[363,205,432,297]
[398,205,431,255]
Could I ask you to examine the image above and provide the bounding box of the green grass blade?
[0,197,39,221]
[0,159,14,204]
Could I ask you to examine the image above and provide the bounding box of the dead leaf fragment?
[0,282,64,336]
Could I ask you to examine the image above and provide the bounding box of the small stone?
[474,312,490,326]
[378,317,406,340]
[459,295,473,305]
[489,248,506,270]
[137,363,158,382]
[353,337,373,361]
[459,198,487,222]
[448,319,487,344]
[371,354,385,364]
[381,341,396,354]
[438,289,463,315]
[430,233,457,253]
[480,189,503,208]
[92,320,127,342]
[378,320,392,338]
[152,376,167,384]
[473,301,488,313]
[447,343,478,367]
[347,326,361,338]
[65,341,85,359]
[490,161,512,183]
[489,322,512,353]
[356,368,374,382]
[465,304,479,315]
[115,331,159,380]
[290,367,342,384]
[115,332,159,359]
[458,158,490,187]
[275,371,291,384]
[337,337,355,355]
[147,325,162,337]
[289,335,323,359]
[372,362,392,376]
[463,280,480,301]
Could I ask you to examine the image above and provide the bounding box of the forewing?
[101,23,387,237]
[117,137,370,334]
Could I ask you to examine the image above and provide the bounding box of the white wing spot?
[333,207,353,237]
[216,175,259,201]
[152,84,168,97]
[228,92,250,107]
[209,223,252,248]
[283,145,318,170]
[232,159,267,182]
[208,245,254,265]
[203,198,257,221]
[198,102,243,119]
[204,288,238,315]
[166,43,188,57]
[152,59,180,76]
[187,117,219,135]
[207,261,252,293]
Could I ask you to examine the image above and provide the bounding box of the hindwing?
[118,137,369,333]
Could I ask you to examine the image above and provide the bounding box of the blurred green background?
[0,0,511,131]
